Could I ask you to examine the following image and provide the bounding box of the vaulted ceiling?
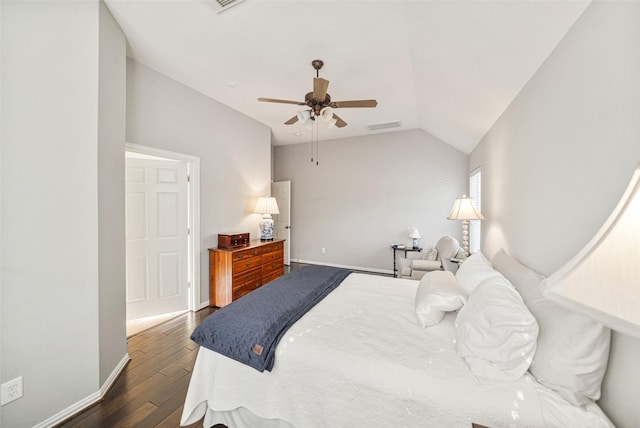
[105,0,590,154]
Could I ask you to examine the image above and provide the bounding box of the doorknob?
[285,226,291,229]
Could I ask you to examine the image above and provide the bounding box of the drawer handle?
[246,262,252,267]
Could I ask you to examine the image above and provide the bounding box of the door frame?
[272,180,291,265]
[125,143,201,312]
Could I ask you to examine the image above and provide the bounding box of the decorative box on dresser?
[209,239,285,307]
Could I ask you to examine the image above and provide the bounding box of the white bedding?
[181,273,613,428]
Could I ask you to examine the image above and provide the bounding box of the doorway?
[124,144,201,332]
[272,180,291,265]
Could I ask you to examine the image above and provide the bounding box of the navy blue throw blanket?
[191,265,351,372]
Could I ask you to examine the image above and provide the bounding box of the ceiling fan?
[258,59,377,128]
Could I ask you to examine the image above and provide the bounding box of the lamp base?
[461,219,470,258]
[259,214,275,240]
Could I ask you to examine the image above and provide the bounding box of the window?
[469,168,482,254]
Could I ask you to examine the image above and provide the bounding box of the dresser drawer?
[263,259,284,275]
[263,267,284,284]
[232,278,261,300]
[262,241,283,254]
[233,255,262,273]
[262,249,284,263]
[232,247,262,261]
[233,266,261,286]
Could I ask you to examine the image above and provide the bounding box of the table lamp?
[409,227,421,249]
[254,196,280,240]
[447,195,484,258]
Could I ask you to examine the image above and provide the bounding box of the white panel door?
[125,158,189,320]
[272,181,291,265]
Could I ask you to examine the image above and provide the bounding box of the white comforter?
[181,273,612,428]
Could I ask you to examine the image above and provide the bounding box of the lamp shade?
[408,227,421,239]
[447,195,484,220]
[542,163,640,337]
[254,197,280,215]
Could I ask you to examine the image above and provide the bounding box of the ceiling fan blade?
[313,78,330,101]
[333,113,348,128]
[331,99,378,108]
[258,97,306,106]
[284,115,298,125]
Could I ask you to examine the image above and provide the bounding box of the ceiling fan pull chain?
[316,122,319,166]
[310,120,314,163]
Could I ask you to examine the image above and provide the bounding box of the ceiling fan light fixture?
[297,110,311,123]
[326,117,337,129]
[320,106,334,122]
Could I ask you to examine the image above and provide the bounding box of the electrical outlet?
[321,247,326,254]
[1,376,23,405]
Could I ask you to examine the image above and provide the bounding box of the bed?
[181,253,615,428]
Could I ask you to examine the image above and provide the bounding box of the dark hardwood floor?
[56,263,384,428]
[56,307,216,428]
[57,262,310,428]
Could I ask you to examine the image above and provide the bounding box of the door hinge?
[187,228,191,235]
[187,174,191,182]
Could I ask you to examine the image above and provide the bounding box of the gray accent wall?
[98,0,127,387]
[1,1,126,426]
[274,129,468,273]
[471,2,640,426]
[126,59,272,306]
[1,2,272,426]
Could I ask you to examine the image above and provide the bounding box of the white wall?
[0,2,4,423]
[274,129,468,272]
[471,2,640,426]
[126,59,272,305]
[98,1,127,385]
[1,1,112,426]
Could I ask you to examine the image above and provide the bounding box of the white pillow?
[455,275,539,384]
[424,246,438,261]
[492,249,611,406]
[415,271,466,327]
[455,252,501,296]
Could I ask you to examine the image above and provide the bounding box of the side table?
[391,245,422,278]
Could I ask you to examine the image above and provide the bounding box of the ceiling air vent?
[213,0,246,14]
[366,121,401,131]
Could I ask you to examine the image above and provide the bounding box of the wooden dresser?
[209,239,285,307]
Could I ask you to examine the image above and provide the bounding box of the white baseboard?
[292,259,394,276]
[34,353,131,428]
[198,300,210,310]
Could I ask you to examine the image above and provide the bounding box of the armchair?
[397,235,463,279]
